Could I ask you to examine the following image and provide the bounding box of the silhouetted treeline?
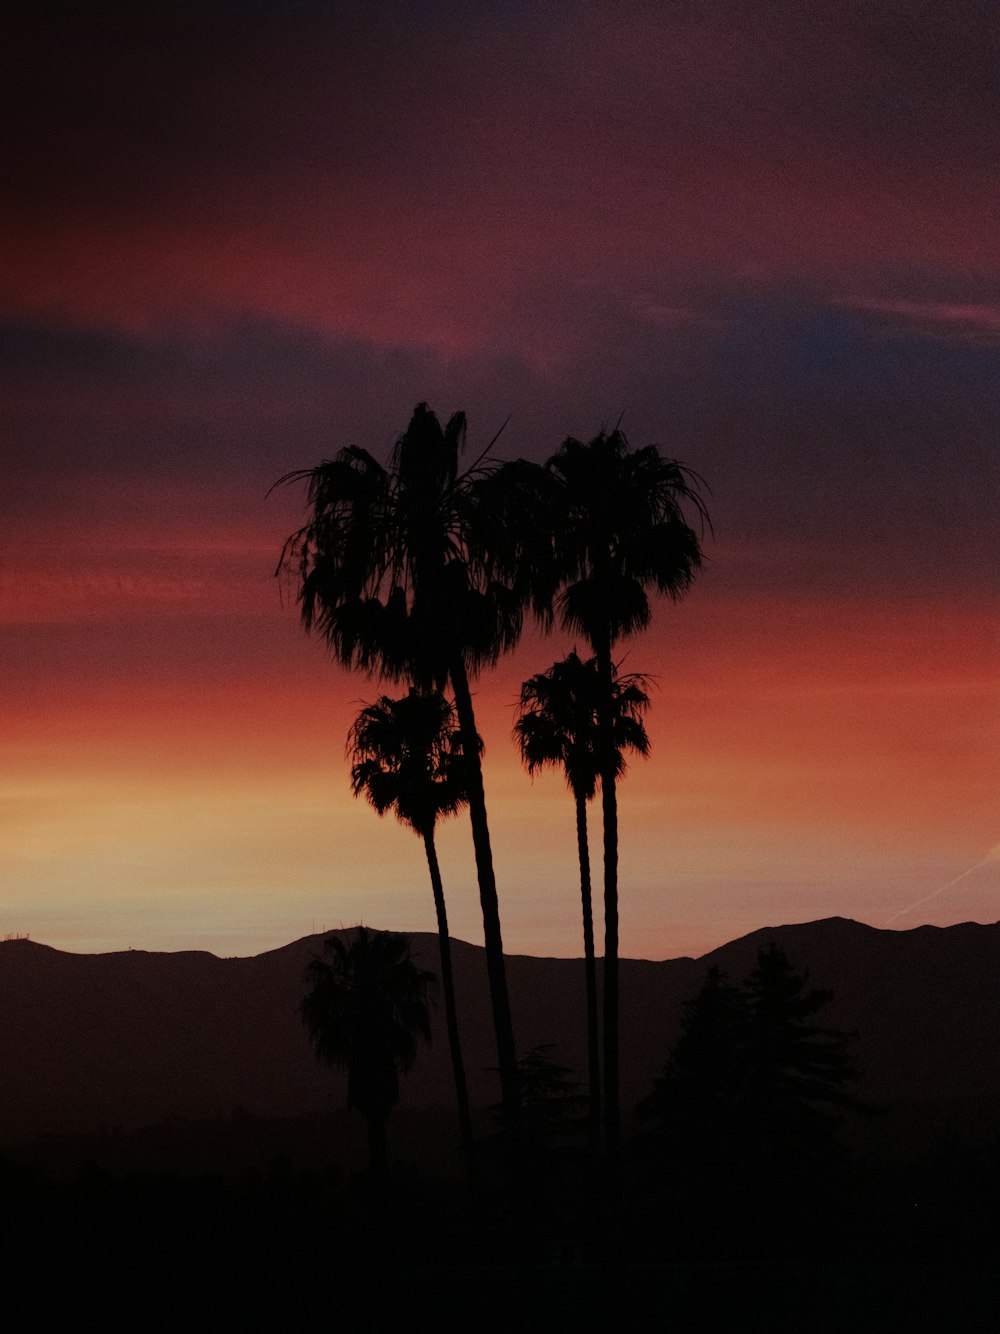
[3,936,999,1323]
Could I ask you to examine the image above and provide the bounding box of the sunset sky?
[3,1,997,960]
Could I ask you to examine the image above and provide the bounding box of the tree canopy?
[301,927,435,1172]
[639,944,863,1167]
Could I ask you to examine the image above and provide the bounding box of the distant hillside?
[3,918,1000,1153]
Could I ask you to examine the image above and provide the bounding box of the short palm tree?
[276,403,523,1130]
[301,926,434,1174]
[348,688,475,1176]
[514,652,650,1150]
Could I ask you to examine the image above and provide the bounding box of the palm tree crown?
[349,689,469,839]
[275,402,520,690]
[301,927,434,1170]
[544,428,709,647]
[514,651,651,801]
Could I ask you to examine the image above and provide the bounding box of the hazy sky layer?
[3,1,998,957]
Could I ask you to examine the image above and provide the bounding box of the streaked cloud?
[2,1,997,955]
[838,297,1000,344]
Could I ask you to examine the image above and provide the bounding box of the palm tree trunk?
[423,828,477,1187]
[449,655,521,1135]
[595,632,620,1162]
[366,1112,388,1176]
[575,790,601,1153]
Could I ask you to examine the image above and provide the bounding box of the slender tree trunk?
[595,632,620,1162]
[575,789,601,1153]
[449,655,521,1135]
[423,828,477,1188]
[367,1112,388,1176]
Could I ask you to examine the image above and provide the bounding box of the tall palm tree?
[491,430,709,1156]
[276,403,523,1130]
[547,430,707,1158]
[514,651,650,1150]
[348,688,475,1178]
[301,926,434,1174]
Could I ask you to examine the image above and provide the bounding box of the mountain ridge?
[7,912,995,964]
[3,916,1000,1154]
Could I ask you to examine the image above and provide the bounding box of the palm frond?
[301,927,435,1121]
[346,689,474,836]
[532,426,710,651]
[274,404,539,689]
[513,651,651,797]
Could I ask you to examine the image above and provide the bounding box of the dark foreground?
[2,1127,998,1331]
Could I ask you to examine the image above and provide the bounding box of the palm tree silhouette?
[513,651,650,1150]
[276,404,523,1129]
[301,926,434,1175]
[498,428,708,1156]
[348,688,476,1178]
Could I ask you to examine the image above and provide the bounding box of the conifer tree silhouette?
[741,943,862,1160]
[638,965,746,1140]
[640,944,862,1173]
